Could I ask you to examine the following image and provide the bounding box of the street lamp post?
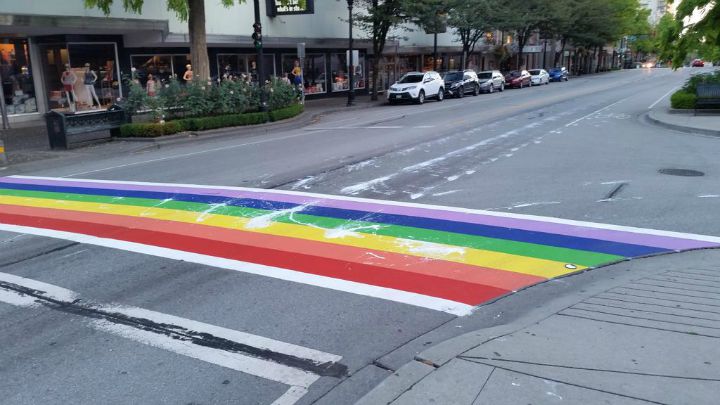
[347,0,355,107]
[252,0,266,111]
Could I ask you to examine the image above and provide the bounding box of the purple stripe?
[4,177,716,250]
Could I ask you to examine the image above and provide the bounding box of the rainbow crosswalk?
[1,175,718,315]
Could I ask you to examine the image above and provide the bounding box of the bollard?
[0,139,7,166]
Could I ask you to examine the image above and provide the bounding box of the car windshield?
[397,74,423,84]
[477,72,492,79]
[507,71,520,77]
[529,70,541,75]
[549,68,562,73]
[443,72,463,81]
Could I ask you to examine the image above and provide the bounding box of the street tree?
[355,0,410,101]
[446,0,498,69]
[493,0,547,70]
[661,0,719,67]
[84,0,297,82]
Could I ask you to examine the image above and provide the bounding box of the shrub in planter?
[267,78,298,111]
[157,77,185,119]
[118,121,184,137]
[670,90,697,109]
[123,80,149,118]
[216,80,250,114]
[682,71,720,94]
[177,112,269,131]
[269,104,304,121]
[184,80,216,117]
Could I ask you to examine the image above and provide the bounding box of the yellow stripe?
[0,146,5,153]
[0,195,585,278]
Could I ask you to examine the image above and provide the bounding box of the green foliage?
[661,0,719,67]
[157,77,184,119]
[266,78,298,111]
[670,90,697,109]
[85,0,241,21]
[118,121,184,137]
[215,80,251,115]
[117,103,304,137]
[269,104,304,122]
[123,80,149,117]
[682,71,720,93]
[183,80,216,117]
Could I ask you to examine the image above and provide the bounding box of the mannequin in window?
[183,64,193,82]
[146,74,157,97]
[83,63,101,109]
[60,64,77,112]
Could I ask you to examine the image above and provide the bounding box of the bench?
[45,105,126,149]
[696,84,720,114]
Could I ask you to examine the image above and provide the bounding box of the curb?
[646,110,720,137]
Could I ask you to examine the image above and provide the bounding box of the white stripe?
[109,305,341,365]
[648,86,679,109]
[94,321,319,388]
[11,176,719,244]
[0,271,338,388]
[0,272,78,302]
[564,97,628,127]
[271,386,309,405]
[0,224,474,316]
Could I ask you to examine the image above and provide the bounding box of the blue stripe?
[0,181,667,257]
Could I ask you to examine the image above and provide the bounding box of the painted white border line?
[11,175,720,244]
[0,271,341,390]
[0,223,474,316]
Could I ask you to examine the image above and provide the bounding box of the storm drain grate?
[658,168,705,177]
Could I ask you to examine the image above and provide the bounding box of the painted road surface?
[2,175,719,318]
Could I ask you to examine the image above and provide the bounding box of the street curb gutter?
[646,110,720,137]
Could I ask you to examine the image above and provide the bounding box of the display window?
[130,54,191,86]
[40,42,121,112]
[219,54,275,83]
[330,53,365,92]
[0,37,38,115]
[281,54,326,95]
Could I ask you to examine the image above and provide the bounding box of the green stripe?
[0,188,623,266]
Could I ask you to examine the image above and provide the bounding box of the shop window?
[217,54,248,80]
[130,55,172,85]
[247,54,276,83]
[0,37,37,115]
[330,53,365,92]
[281,54,326,95]
[41,42,120,112]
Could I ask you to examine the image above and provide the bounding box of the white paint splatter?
[601,180,629,185]
[698,194,720,198]
[432,190,460,197]
[347,159,376,172]
[446,175,460,182]
[291,176,316,190]
[340,176,393,195]
[506,201,561,209]
[245,204,310,229]
[396,239,466,257]
[196,202,228,223]
[410,193,425,200]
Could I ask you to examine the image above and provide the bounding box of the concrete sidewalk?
[648,108,720,137]
[358,249,720,405]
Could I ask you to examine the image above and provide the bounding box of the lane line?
[271,386,310,405]
[0,271,342,390]
[564,97,629,127]
[648,86,680,109]
[0,224,474,316]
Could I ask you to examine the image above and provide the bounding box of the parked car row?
[387,67,569,104]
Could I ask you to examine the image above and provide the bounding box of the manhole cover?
[658,168,705,177]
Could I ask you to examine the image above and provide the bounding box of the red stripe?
[0,207,538,305]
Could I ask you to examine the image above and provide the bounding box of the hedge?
[670,90,697,109]
[116,104,304,138]
[119,121,184,137]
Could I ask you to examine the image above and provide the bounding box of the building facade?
[0,0,555,124]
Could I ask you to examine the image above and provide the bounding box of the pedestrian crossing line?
[0,271,343,402]
[1,176,718,316]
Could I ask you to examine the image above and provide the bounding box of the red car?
[692,59,705,67]
[504,70,532,88]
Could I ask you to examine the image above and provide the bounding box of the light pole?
[347,0,355,107]
[252,0,266,111]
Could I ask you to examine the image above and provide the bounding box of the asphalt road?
[2,67,719,405]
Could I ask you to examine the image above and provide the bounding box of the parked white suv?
[387,71,444,104]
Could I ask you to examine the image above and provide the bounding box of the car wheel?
[499,83,504,92]
[388,100,395,105]
[437,88,444,102]
[417,90,425,104]
[457,86,464,98]
[488,84,494,93]
[519,81,523,89]
[473,85,480,96]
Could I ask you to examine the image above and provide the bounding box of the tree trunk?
[371,56,381,101]
[188,0,210,82]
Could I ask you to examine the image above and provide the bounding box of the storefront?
[0,36,39,117]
